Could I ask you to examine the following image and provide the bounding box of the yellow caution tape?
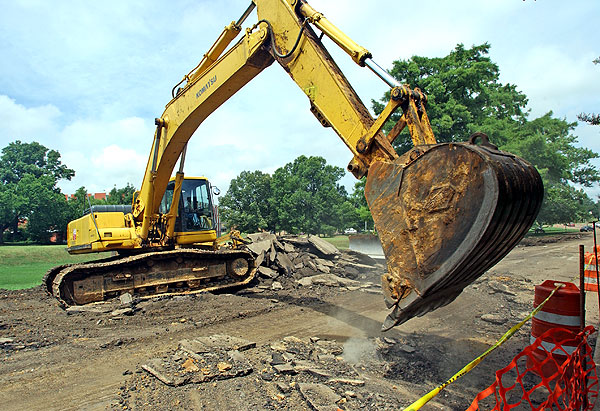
[403,277,578,411]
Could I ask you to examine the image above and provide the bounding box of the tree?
[0,141,74,244]
[67,186,93,221]
[0,140,74,184]
[536,183,592,225]
[20,174,72,243]
[374,44,600,225]
[373,43,528,155]
[219,171,274,233]
[350,177,374,231]
[270,155,350,235]
[578,57,600,126]
[0,184,18,241]
[502,112,599,187]
[107,183,137,205]
[221,158,358,235]
[501,112,600,225]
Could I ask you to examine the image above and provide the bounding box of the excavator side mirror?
[212,186,221,196]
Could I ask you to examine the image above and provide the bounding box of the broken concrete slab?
[308,235,340,256]
[66,304,113,314]
[488,280,517,296]
[282,352,295,362]
[111,307,134,317]
[143,349,252,386]
[328,378,365,386]
[273,363,297,375]
[246,240,273,256]
[274,238,285,251]
[298,382,342,411]
[143,360,181,386]
[241,233,384,293]
[276,252,294,274]
[341,249,378,265]
[315,258,335,268]
[269,242,277,264]
[316,264,330,274]
[119,292,133,305]
[296,274,360,288]
[281,236,309,246]
[297,277,313,287]
[255,250,265,267]
[247,232,276,243]
[270,352,286,365]
[258,266,277,279]
[179,334,256,354]
[298,267,316,278]
[276,382,292,393]
[306,260,318,271]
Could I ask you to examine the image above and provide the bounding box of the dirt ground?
[1,233,598,410]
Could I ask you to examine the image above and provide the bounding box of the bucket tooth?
[365,138,543,330]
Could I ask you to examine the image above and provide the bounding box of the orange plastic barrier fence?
[468,326,598,410]
[584,250,600,292]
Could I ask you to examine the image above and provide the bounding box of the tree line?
[0,140,136,244]
[1,44,598,243]
[218,156,367,236]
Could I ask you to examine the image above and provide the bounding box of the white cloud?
[502,48,600,119]
[58,120,153,194]
[0,95,61,146]
[1,0,599,203]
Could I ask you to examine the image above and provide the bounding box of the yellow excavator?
[44,0,543,330]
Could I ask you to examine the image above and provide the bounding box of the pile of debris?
[137,333,407,409]
[243,233,384,289]
[143,335,255,386]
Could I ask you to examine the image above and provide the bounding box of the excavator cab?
[159,177,218,245]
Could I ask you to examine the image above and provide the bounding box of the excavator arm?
[132,0,399,230]
[132,0,543,329]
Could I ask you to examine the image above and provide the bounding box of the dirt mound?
[519,233,585,247]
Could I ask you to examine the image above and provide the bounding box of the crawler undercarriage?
[43,248,256,307]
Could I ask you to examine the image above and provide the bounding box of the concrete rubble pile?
[143,334,255,386]
[141,333,407,409]
[243,233,384,290]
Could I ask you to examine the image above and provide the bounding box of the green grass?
[527,227,580,236]
[0,245,110,290]
[322,235,349,250]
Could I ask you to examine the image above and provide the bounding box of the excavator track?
[46,249,256,307]
[42,255,123,296]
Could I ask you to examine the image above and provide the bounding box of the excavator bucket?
[365,134,543,330]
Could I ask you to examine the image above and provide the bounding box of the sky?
[1,0,598,202]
